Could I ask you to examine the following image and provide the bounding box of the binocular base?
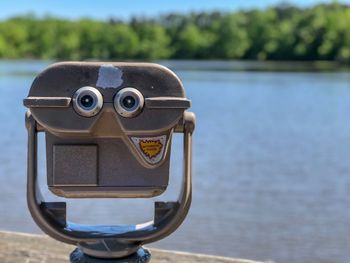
[70,247,151,263]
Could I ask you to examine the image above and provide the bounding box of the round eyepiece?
[114,87,144,118]
[73,87,103,117]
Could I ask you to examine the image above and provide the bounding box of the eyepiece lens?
[80,94,94,108]
[114,87,144,118]
[122,95,136,109]
[73,87,102,117]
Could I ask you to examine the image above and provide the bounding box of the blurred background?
[0,1,350,263]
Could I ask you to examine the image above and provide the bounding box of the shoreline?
[0,231,265,263]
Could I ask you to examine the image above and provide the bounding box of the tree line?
[0,3,349,62]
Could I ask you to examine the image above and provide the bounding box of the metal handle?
[24,97,71,108]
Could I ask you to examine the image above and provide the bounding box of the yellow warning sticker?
[139,140,163,159]
[131,135,167,165]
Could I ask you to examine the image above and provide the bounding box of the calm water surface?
[0,60,350,263]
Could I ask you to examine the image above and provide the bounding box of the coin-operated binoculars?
[24,62,195,262]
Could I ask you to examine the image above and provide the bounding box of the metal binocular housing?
[24,62,195,261]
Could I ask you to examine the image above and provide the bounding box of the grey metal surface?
[46,135,170,198]
[24,62,190,198]
[24,62,195,260]
[53,145,98,186]
[25,62,186,134]
[23,97,71,107]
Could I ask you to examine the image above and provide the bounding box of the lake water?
[0,60,350,263]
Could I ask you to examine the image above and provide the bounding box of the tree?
[0,4,349,62]
[210,13,251,59]
[174,23,214,59]
[133,22,171,59]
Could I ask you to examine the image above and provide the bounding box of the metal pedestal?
[70,247,151,263]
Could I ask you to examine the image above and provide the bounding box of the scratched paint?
[96,64,123,89]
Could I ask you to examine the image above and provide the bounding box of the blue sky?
[1,0,349,20]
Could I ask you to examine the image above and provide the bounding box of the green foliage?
[211,13,251,59]
[131,21,171,59]
[0,3,349,62]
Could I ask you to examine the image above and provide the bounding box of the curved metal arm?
[26,111,78,245]
[26,110,195,249]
